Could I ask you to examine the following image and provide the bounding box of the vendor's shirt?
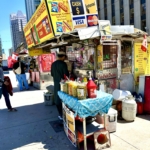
[51,60,69,82]
[13,62,26,74]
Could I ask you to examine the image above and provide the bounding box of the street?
[0,71,150,150]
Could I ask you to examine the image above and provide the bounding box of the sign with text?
[99,20,112,41]
[24,0,54,48]
[69,0,98,29]
[62,103,76,147]
[134,43,150,84]
[73,16,87,29]
[46,0,73,35]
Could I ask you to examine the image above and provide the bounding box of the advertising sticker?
[24,0,54,48]
[46,0,73,35]
[98,20,112,41]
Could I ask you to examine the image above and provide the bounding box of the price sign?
[70,0,84,15]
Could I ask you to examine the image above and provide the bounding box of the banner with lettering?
[69,0,98,29]
[134,43,150,84]
[46,0,73,35]
[62,103,76,147]
[23,0,54,48]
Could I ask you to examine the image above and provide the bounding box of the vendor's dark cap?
[57,51,66,56]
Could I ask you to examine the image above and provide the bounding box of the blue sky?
[0,0,26,58]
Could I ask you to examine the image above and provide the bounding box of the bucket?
[44,93,54,106]
[113,89,131,100]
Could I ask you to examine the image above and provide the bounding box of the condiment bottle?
[87,72,97,98]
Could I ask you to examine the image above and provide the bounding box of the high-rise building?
[9,48,13,56]
[0,38,2,56]
[25,0,42,21]
[10,11,27,52]
[98,0,149,34]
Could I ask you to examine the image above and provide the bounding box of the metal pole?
[83,118,87,150]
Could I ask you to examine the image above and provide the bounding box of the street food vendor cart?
[58,91,113,150]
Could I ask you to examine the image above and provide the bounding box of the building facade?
[25,0,41,21]
[10,11,27,52]
[98,0,149,34]
[0,38,2,56]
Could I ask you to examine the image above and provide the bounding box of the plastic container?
[122,98,137,121]
[113,89,131,100]
[60,82,68,93]
[77,83,87,100]
[87,78,97,98]
[68,81,73,96]
[44,93,54,106]
[137,102,144,115]
[72,82,77,97]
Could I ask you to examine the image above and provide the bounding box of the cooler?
[96,108,117,133]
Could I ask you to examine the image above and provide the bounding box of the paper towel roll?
[113,89,131,100]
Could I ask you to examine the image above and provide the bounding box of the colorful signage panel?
[99,20,112,41]
[46,0,73,35]
[24,0,54,48]
[134,43,150,84]
[62,103,76,147]
[69,0,98,29]
[83,0,97,14]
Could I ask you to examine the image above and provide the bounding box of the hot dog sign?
[46,0,73,35]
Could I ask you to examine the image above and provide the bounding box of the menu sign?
[62,103,76,147]
[24,0,54,48]
[46,0,73,35]
[69,0,98,29]
[134,43,150,83]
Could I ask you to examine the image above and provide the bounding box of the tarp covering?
[58,91,113,118]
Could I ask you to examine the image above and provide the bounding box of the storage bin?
[44,93,54,106]
[122,98,137,121]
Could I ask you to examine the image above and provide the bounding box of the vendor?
[51,51,69,120]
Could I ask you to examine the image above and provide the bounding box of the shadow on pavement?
[137,115,150,121]
[13,86,40,93]
[0,103,76,150]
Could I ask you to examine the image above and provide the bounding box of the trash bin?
[44,92,54,106]
[46,85,54,94]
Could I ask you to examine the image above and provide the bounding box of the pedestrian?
[0,55,17,112]
[13,57,29,91]
[51,51,69,120]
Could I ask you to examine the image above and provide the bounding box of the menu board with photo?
[62,103,76,147]
[134,43,150,83]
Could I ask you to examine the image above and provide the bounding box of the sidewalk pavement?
[0,71,149,150]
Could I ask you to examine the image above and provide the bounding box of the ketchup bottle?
[87,72,97,98]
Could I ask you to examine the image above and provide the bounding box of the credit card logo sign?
[75,19,84,25]
[73,16,87,29]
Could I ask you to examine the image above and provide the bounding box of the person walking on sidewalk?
[0,55,17,112]
[13,57,29,91]
[51,51,69,120]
